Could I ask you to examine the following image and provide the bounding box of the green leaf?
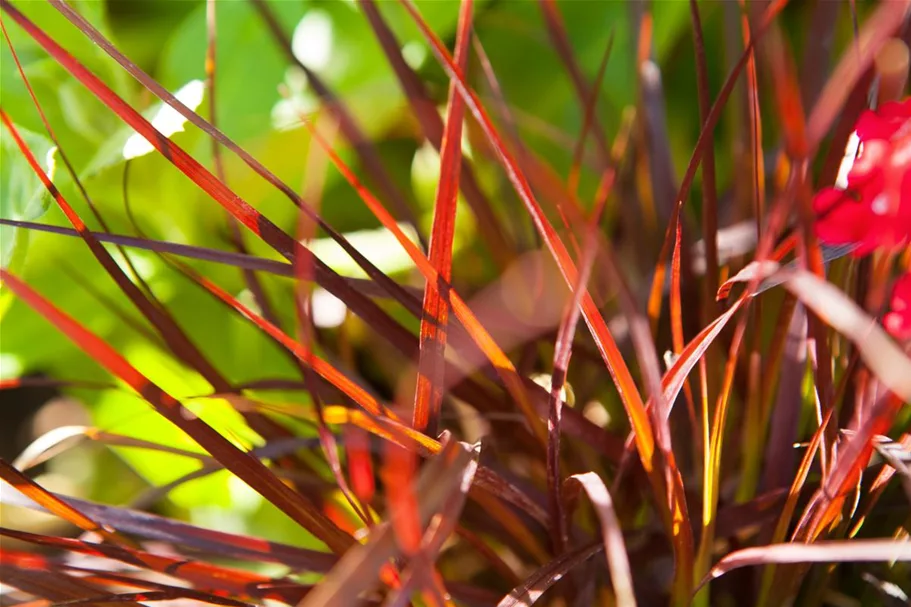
[0,122,57,268]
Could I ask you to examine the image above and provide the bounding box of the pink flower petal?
[856,99,911,142]
[885,273,911,341]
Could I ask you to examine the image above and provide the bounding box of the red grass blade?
[303,119,548,446]
[383,439,423,556]
[413,0,472,436]
[2,489,338,573]
[4,0,423,363]
[397,3,700,592]
[0,269,356,555]
[398,0,651,479]
[0,527,304,604]
[298,440,475,607]
[345,425,375,504]
[383,438,481,606]
[0,461,126,546]
[358,0,513,268]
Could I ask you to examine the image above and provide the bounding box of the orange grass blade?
[5,0,423,362]
[2,490,338,573]
[399,4,703,597]
[303,121,548,446]
[0,527,306,604]
[398,0,651,472]
[0,270,356,555]
[757,408,832,605]
[0,461,127,546]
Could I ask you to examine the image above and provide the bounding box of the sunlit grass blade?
[2,488,339,573]
[397,2,702,594]
[0,269,356,555]
[0,460,127,547]
[12,0,423,361]
[0,527,305,604]
[412,0,472,436]
[303,118,548,447]
[399,0,651,485]
[298,439,475,607]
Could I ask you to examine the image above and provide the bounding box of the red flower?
[884,272,911,341]
[813,98,911,255]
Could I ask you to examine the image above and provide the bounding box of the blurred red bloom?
[884,272,911,341]
[813,98,911,255]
